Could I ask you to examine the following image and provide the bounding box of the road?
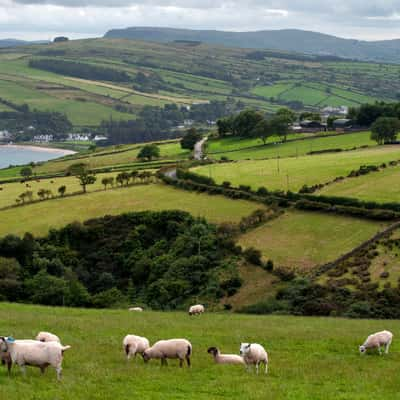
[194,137,207,160]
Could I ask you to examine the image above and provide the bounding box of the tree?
[20,166,33,179]
[270,114,290,142]
[180,128,202,150]
[101,177,113,190]
[232,109,264,137]
[217,116,233,137]
[77,170,96,193]
[276,108,297,124]
[252,119,271,144]
[58,185,66,197]
[137,144,160,161]
[67,163,88,176]
[371,117,400,144]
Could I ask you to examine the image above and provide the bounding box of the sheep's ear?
[246,344,251,349]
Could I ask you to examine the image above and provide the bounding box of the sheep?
[123,334,149,361]
[142,339,192,367]
[1,351,12,374]
[0,336,71,381]
[207,347,245,365]
[240,343,268,374]
[36,331,61,343]
[359,330,393,355]
[129,307,143,312]
[188,304,204,316]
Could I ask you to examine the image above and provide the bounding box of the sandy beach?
[0,144,76,156]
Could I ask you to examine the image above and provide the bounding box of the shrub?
[243,247,263,266]
[264,259,274,272]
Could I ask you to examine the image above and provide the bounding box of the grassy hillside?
[0,184,264,237]
[0,37,398,128]
[1,303,399,400]
[238,211,386,270]
[195,146,400,192]
[206,131,376,161]
[319,165,400,204]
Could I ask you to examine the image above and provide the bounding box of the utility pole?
[286,173,289,192]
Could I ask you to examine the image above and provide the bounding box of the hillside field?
[195,146,400,192]
[206,131,376,161]
[319,165,400,204]
[238,211,386,270]
[0,183,264,237]
[0,303,399,400]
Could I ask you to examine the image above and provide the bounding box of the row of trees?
[217,108,296,143]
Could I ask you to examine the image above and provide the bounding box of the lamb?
[240,343,268,374]
[1,351,12,374]
[36,331,61,343]
[129,307,143,312]
[142,339,192,367]
[123,334,149,361]
[188,304,204,316]
[207,347,245,365]
[0,336,71,380]
[359,330,393,355]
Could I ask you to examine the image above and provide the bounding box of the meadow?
[195,145,400,192]
[0,303,399,400]
[238,211,386,270]
[319,165,400,204]
[0,183,264,237]
[206,131,376,161]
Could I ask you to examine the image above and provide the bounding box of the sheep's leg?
[20,364,26,377]
[186,355,191,368]
[256,362,259,375]
[385,340,392,354]
[179,358,183,368]
[378,345,382,355]
[265,362,268,375]
[56,367,62,381]
[40,366,46,375]
[7,360,12,375]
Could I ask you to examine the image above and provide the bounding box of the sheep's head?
[240,343,251,356]
[207,347,218,356]
[0,337,13,352]
[359,345,366,354]
[142,350,150,363]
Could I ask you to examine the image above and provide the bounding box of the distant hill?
[0,39,48,48]
[104,27,400,63]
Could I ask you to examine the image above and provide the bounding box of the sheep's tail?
[61,345,71,354]
[125,344,130,356]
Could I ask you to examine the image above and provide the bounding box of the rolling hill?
[104,27,400,63]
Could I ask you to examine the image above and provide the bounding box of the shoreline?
[0,144,76,156]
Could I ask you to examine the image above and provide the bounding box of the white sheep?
[142,338,192,367]
[207,347,245,365]
[123,334,150,361]
[188,304,204,316]
[240,343,268,374]
[0,336,71,380]
[359,330,393,355]
[36,331,61,343]
[129,307,143,312]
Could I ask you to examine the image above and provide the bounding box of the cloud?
[0,0,400,40]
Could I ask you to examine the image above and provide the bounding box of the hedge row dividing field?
[0,303,399,400]
[195,145,400,192]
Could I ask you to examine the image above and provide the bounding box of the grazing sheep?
[129,307,143,312]
[359,330,393,355]
[36,331,61,343]
[240,343,268,374]
[188,304,204,316]
[0,336,71,380]
[143,339,192,367]
[1,351,12,374]
[207,347,245,365]
[123,335,149,361]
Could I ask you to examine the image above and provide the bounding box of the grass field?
[0,184,264,237]
[31,141,188,175]
[0,303,399,400]
[195,145,400,192]
[238,211,385,270]
[319,165,400,204]
[206,131,376,161]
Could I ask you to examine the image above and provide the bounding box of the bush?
[243,247,263,266]
[91,287,128,308]
[264,259,274,271]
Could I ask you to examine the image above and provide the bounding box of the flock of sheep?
[0,303,394,381]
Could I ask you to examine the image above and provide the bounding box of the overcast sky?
[1,0,399,41]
